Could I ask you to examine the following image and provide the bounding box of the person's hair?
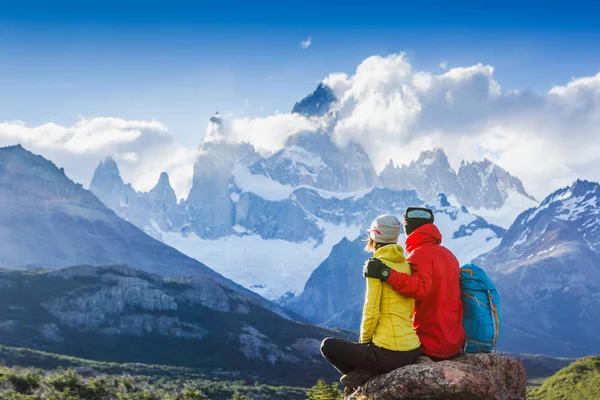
[364,237,393,253]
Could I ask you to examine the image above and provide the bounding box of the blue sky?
[2,0,600,147]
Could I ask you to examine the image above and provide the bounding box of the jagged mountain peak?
[90,157,124,189]
[257,129,378,192]
[1,143,26,154]
[148,172,177,205]
[292,83,337,117]
[154,171,172,189]
[480,179,600,265]
[0,145,85,199]
[410,148,451,169]
[530,181,596,212]
[96,156,120,175]
[203,112,225,145]
[0,144,67,178]
[379,147,536,217]
[565,179,599,198]
[531,179,599,224]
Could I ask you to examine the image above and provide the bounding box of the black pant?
[320,337,420,375]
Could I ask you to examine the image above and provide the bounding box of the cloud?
[440,61,448,70]
[0,117,195,198]
[317,53,600,198]
[3,54,600,202]
[300,36,312,49]
[204,113,320,155]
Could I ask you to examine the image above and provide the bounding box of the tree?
[306,379,343,400]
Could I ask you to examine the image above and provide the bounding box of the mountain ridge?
[0,264,350,386]
[0,144,296,320]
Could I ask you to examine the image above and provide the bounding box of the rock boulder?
[347,354,526,400]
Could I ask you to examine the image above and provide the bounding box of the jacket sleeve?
[359,277,383,343]
[386,251,433,301]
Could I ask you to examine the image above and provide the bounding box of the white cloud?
[121,152,139,163]
[205,113,320,155]
[440,61,448,70]
[3,53,600,202]
[316,53,600,198]
[0,117,194,198]
[300,36,312,49]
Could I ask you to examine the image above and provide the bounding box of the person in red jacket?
[363,207,465,360]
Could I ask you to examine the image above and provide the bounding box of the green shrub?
[306,379,343,400]
[0,364,308,400]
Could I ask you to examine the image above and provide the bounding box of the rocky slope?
[0,265,349,386]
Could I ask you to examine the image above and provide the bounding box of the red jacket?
[386,224,465,358]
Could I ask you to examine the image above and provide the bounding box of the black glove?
[362,258,391,282]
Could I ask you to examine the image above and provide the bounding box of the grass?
[527,356,600,400]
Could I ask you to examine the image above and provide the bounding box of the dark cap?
[403,207,434,236]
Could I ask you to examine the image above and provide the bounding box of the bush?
[306,379,343,400]
[0,365,305,400]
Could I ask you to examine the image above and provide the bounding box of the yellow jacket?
[359,244,421,351]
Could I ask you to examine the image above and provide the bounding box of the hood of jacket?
[405,224,442,253]
[374,244,407,268]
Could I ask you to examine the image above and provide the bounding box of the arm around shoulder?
[387,250,434,301]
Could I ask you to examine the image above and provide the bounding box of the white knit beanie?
[368,214,401,244]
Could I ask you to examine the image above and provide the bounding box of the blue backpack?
[459,263,502,353]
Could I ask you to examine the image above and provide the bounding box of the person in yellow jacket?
[320,214,421,392]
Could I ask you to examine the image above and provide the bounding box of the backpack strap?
[487,290,498,354]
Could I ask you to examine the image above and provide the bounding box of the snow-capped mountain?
[379,149,459,201]
[0,144,304,322]
[90,157,184,239]
[457,159,534,209]
[475,179,600,356]
[379,148,537,227]
[88,86,534,301]
[93,148,505,301]
[249,131,378,192]
[285,194,506,328]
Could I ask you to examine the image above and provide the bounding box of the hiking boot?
[344,386,356,396]
[340,369,374,388]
